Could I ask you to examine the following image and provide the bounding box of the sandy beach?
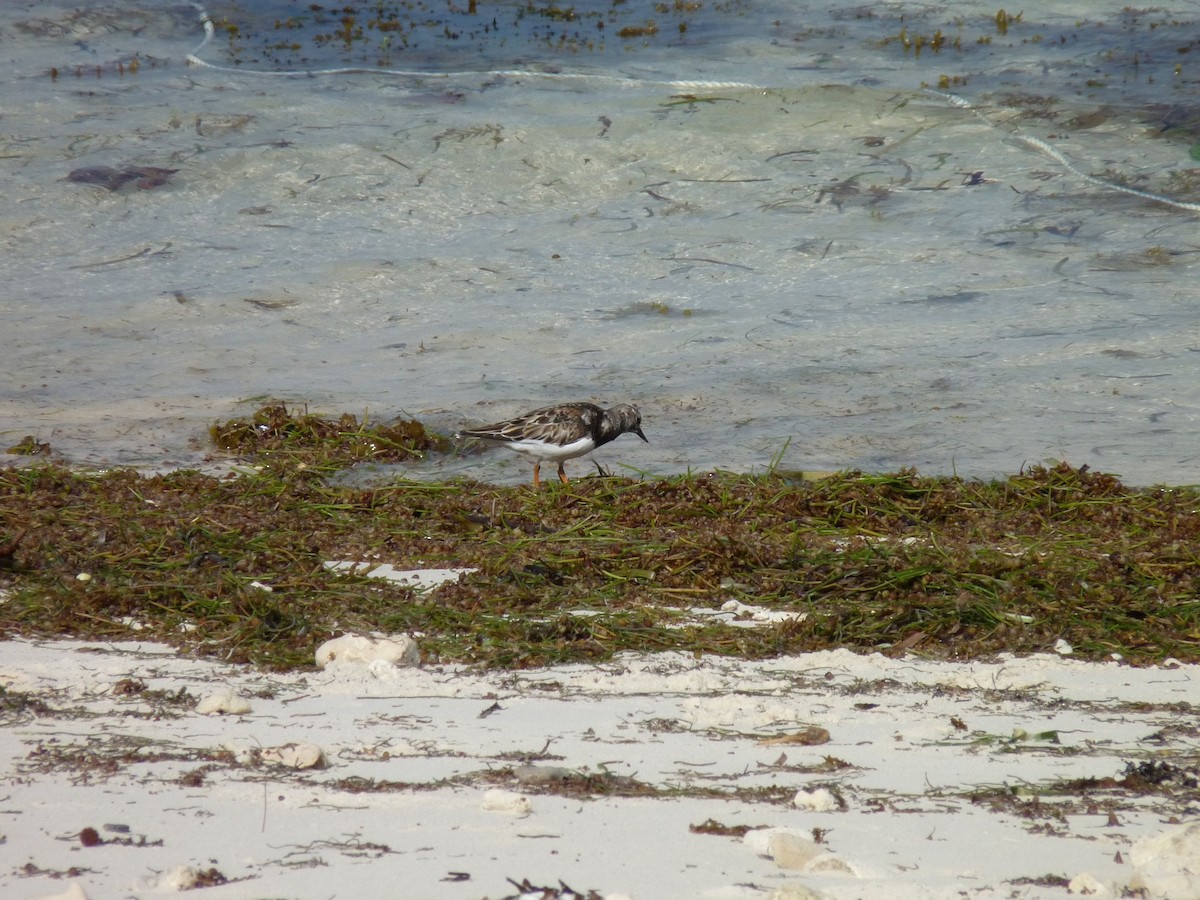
[5,3,1200,895]
[2,629,1198,899]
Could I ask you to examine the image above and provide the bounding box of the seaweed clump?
[210,403,449,471]
[2,453,1200,671]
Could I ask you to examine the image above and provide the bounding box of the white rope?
[185,3,756,90]
[184,4,1198,214]
[927,89,1200,214]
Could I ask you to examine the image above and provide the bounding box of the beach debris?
[683,598,809,630]
[757,829,822,870]
[792,787,842,812]
[720,598,808,625]
[688,818,758,838]
[261,741,325,770]
[324,561,477,591]
[140,865,228,891]
[758,884,824,899]
[1067,872,1109,895]
[747,827,856,875]
[315,632,420,669]
[66,164,178,191]
[6,435,50,455]
[1130,821,1200,897]
[758,726,831,746]
[513,765,574,785]
[30,883,89,900]
[481,788,532,816]
[496,878,615,900]
[195,689,252,715]
[115,615,150,632]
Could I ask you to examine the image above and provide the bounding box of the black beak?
[635,427,648,443]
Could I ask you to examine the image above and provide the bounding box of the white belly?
[507,435,596,462]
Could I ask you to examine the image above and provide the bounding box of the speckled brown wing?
[461,402,602,446]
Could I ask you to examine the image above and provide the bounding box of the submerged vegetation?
[2,406,1199,671]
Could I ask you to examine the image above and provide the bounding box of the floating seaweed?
[6,436,50,456]
[66,165,179,192]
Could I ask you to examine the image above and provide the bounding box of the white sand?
[2,637,1198,899]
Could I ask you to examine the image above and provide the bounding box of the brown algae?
[1,408,1198,671]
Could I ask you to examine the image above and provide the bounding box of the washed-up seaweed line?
[186,3,1199,215]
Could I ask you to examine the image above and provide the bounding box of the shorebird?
[456,402,647,486]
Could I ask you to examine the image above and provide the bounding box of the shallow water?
[3,1,1200,483]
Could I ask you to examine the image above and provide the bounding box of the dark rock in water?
[67,164,179,191]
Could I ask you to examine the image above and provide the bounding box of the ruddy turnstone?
[456,402,648,487]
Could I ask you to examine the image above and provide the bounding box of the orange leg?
[557,463,569,484]
[532,461,541,488]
